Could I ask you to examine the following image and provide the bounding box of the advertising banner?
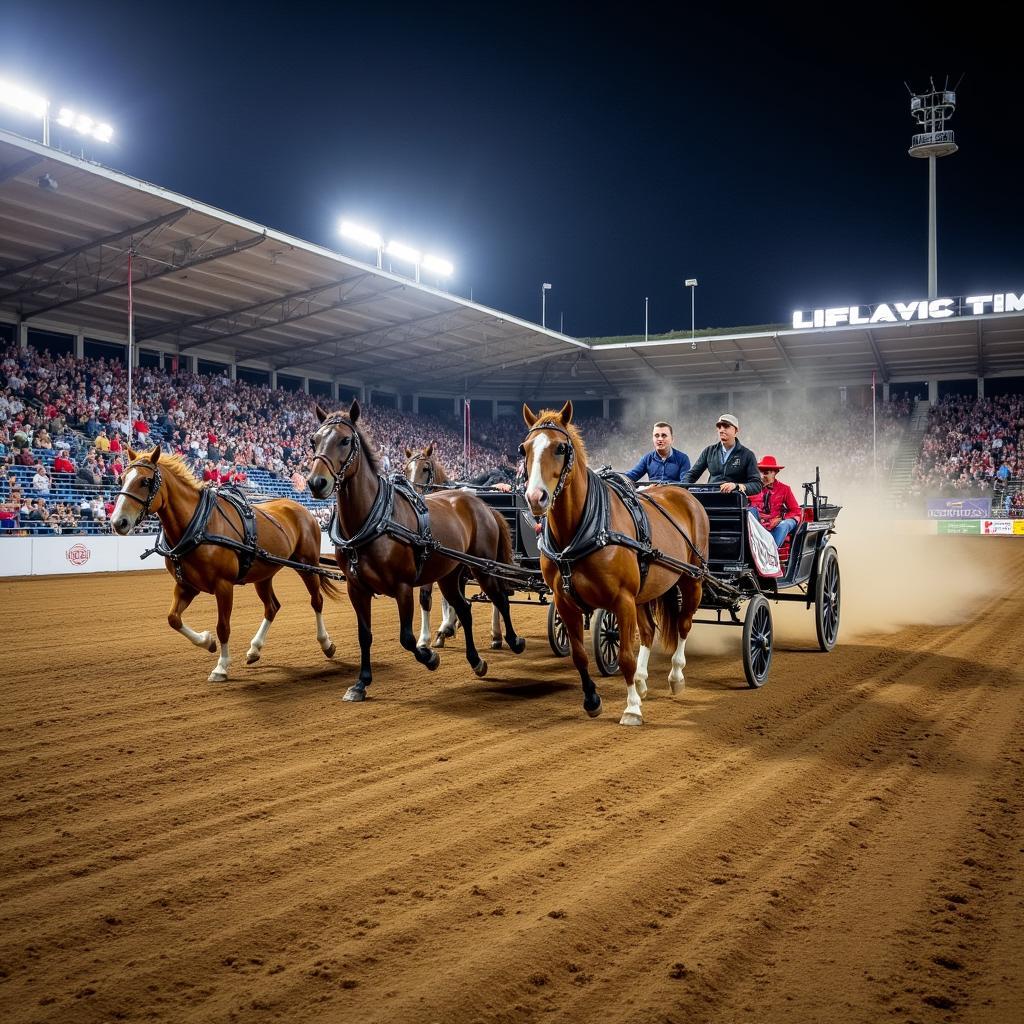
[0,535,157,576]
[937,520,981,535]
[981,519,1014,535]
[1015,521,1024,536]
[926,498,992,519]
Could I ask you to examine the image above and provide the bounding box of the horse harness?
[120,459,264,584]
[527,421,709,614]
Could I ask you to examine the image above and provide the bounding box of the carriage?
[478,470,841,689]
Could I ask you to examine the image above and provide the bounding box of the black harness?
[527,422,708,614]
[314,416,438,587]
[120,459,260,584]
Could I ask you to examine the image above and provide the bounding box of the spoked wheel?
[742,594,773,688]
[547,603,570,657]
[815,546,841,651]
[592,608,621,677]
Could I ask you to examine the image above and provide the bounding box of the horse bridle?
[114,458,163,520]
[521,421,576,503]
[310,415,362,487]
[405,451,435,492]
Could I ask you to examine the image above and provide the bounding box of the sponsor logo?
[937,520,981,535]
[981,519,1014,536]
[66,542,91,566]
[793,292,1024,330]
[1014,521,1024,535]
[926,498,992,519]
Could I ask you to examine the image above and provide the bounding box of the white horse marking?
[634,644,650,699]
[668,635,687,694]
[620,681,644,726]
[525,432,550,500]
[208,640,231,682]
[246,616,273,663]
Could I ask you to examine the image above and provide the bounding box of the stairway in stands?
[888,399,931,504]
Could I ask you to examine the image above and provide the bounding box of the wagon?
[538,471,842,687]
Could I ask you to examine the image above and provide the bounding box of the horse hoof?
[208,669,229,683]
[473,659,488,678]
[669,677,685,696]
[342,686,366,702]
[432,634,446,649]
[490,638,502,650]
[442,625,457,639]
[425,651,441,671]
[323,643,336,659]
[246,650,261,665]
[509,636,527,654]
[619,711,644,727]
[635,678,648,698]
[584,697,603,719]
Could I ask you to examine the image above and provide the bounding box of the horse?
[404,444,508,654]
[112,447,340,682]
[307,401,525,702]
[520,401,710,725]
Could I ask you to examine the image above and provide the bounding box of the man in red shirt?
[53,452,75,476]
[755,455,801,549]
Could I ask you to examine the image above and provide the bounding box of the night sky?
[2,3,1021,339]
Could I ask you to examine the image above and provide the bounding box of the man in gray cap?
[682,413,762,496]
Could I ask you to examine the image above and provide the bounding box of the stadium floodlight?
[386,240,422,264]
[0,79,48,118]
[422,254,454,278]
[57,107,74,127]
[686,278,698,348]
[339,220,382,250]
[55,104,113,142]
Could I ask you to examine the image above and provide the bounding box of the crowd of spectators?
[909,394,1024,500]
[0,339,943,537]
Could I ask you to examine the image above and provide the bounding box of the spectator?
[31,462,50,495]
[53,451,75,477]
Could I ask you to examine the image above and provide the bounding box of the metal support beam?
[976,319,986,377]
[21,231,266,320]
[769,333,798,378]
[864,329,890,383]
[0,208,190,289]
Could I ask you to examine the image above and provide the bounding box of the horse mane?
[156,452,202,492]
[354,422,381,475]
[533,411,589,470]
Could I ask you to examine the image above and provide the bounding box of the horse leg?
[614,599,643,726]
[435,596,458,647]
[300,571,336,659]
[246,578,281,664]
[167,582,216,653]
[635,608,655,699]
[418,584,433,648]
[554,592,602,718]
[345,583,374,701]
[478,575,526,654]
[670,580,702,695]
[438,572,486,677]
[208,582,234,683]
[396,584,441,671]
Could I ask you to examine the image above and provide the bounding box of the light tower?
[907,77,959,299]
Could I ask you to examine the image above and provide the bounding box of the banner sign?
[937,520,981,535]
[926,497,992,519]
[0,535,157,576]
[793,291,1023,330]
[746,515,782,577]
[981,519,1014,535]
[1014,521,1024,535]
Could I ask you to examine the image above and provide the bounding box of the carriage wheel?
[547,603,570,658]
[592,608,621,677]
[814,547,841,652]
[742,594,773,688]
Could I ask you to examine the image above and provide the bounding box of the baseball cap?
[716,413,739,430]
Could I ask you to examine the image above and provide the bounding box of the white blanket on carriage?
[747,514,783,578]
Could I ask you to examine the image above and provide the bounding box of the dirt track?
[1,539,1022,1024]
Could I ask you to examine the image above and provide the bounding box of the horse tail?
[489,507,513,565]
[653,586,681,654]
[318,574,344,601]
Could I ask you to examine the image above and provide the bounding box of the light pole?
[541,282,552,328]
[685,278,698,348]
[644,296,649,342]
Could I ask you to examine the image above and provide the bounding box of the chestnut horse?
[307,401,525,702]
[112,447,340,682]
[521,401,710,725]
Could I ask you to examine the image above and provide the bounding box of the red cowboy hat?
[757,455,785,471]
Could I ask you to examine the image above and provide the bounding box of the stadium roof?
[2,128,1022,403]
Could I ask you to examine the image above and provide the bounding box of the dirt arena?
[1,537,1022,1024]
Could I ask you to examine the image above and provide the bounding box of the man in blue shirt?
[624,421,691,483]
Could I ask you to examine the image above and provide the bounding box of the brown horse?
[112,447,340,682]
[521,401,710,725]
[307,401,525,702]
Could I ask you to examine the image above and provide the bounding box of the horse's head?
[520,400,576,516]
[112,446,163,534]
[307,401,364,499]
[404,443,438,493]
